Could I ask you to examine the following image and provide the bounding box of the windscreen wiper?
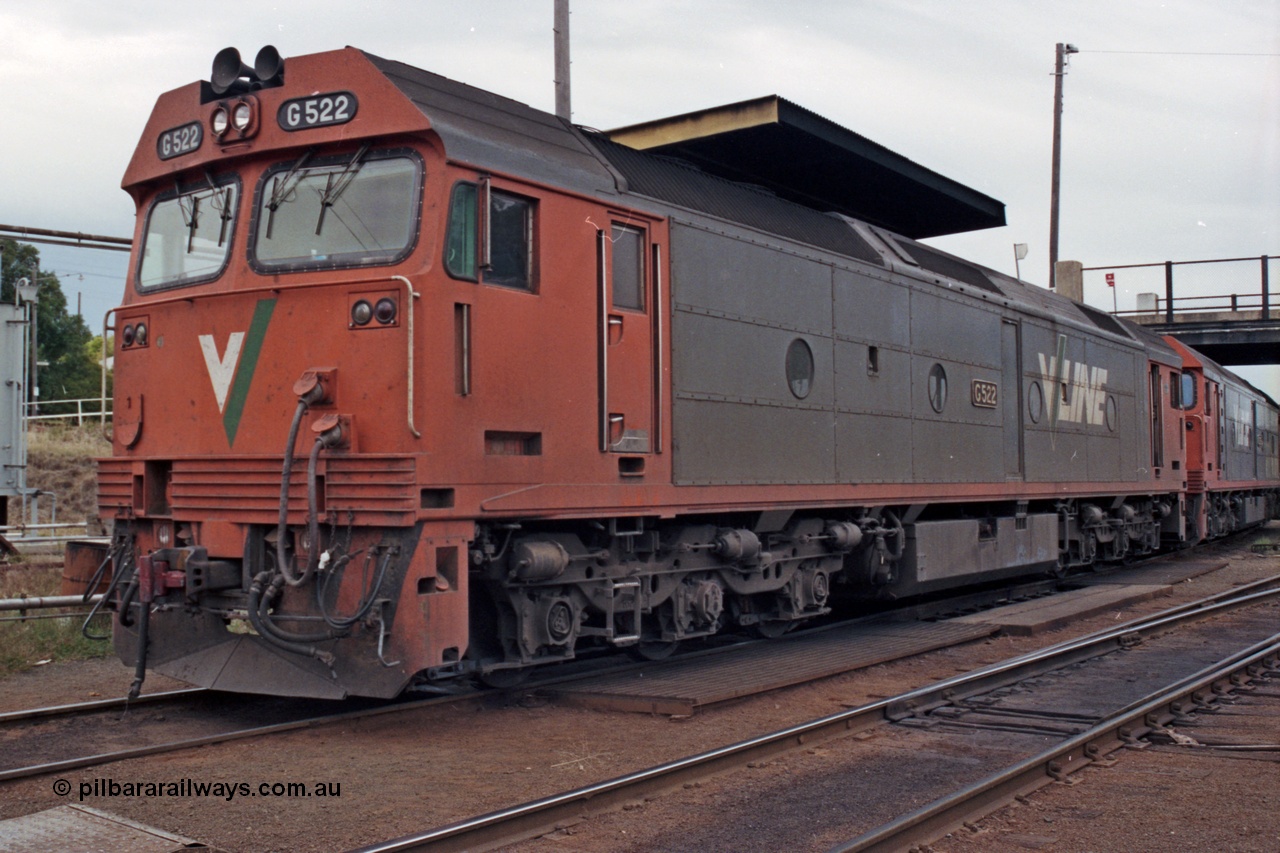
[315,143,370,236]
[183,195,201,253]
[264,149,314,240]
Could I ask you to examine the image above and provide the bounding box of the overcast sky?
[2,1,1277,387]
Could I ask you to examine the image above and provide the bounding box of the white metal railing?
[22,397,111,425]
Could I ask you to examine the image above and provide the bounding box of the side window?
[488,193,532,289]
[445,180,535,291]
[610,224,644,310]
[1180,372,1197,410]
[445,183,478,279]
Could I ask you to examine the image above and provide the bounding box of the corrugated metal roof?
[607,95,1006,239]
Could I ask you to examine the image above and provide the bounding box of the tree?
[1,238,105,408]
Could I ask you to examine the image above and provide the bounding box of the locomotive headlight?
[351,299,373,326]
[232,100,253,132]
[122,324,135,347]
[133,322,148,347]
[374,297,397,324]
[211,106,230,136]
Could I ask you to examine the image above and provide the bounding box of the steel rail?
[0,692,464,784]
[346,578,1280,853]
[0,688,206,726]
[831,633,1280,853]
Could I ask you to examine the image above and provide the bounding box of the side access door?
[597,220,662,458]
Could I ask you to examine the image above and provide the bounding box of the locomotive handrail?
[99,273,423,440]
[391,275,422,438]
[653,242,664,454]
[597,229,609,452]
[100,307,116,442]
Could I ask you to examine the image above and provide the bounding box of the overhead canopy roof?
[607,95,1006,239]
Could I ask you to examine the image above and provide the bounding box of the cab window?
[1181,372,1198,410]
[137,177,239,291]
[445,180,535,291]
[250,148,422,272]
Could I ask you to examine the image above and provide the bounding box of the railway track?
[4,552,1276,853]
[0,688,468,785]
[839,633,1280,851]
[0,687,205,727]
[344,577,1280,853]
[0,560,1168,785]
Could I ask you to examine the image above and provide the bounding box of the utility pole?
[554,0,571,121]
[1049,42,1078,289]
[24,264,40,417]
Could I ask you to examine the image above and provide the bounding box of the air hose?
[316,548,393,630]
[81,537,133,640]
[248,571,342,665]
[127,597,150,700]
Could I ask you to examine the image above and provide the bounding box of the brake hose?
[316,548,393,630]
[247,571,342,664]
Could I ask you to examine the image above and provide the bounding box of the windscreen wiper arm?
[315,143,370,236]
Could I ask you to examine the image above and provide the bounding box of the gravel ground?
[0,533,1277,852]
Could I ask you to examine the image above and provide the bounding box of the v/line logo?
[1037,347,1110,428]
[198,299,277,446]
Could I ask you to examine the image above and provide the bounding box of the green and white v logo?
[198,299,276,446]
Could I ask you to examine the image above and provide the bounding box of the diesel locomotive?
[96,46,1280,699]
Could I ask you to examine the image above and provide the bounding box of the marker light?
[351,300,373,326]
[374,297,397,325]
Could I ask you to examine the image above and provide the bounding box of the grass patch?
[0,560,113,679]
[0,426,115,678]
[7,423,110,528]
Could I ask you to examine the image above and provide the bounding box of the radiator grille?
[98,455,417,525]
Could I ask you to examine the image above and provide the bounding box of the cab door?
[597,222,656,454]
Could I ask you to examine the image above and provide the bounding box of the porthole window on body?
[927,363,948,413]
[786,338,814,399]
[1028,381,1044,423]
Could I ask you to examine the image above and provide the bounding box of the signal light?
[211,107,229,137]
[232,101,253,132]
[211,97,257,141]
